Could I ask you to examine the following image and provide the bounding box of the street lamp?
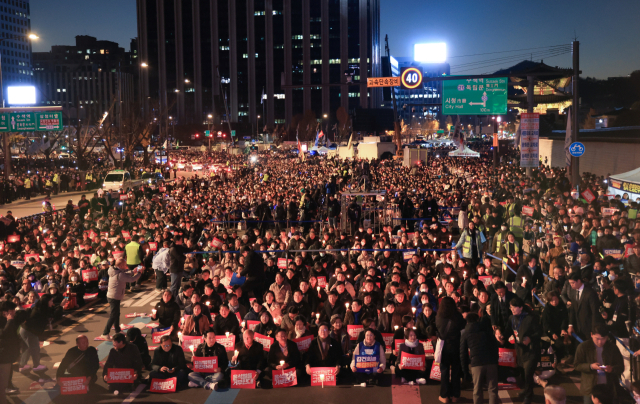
[1,32,39,179]
[185,79,190,84]
[141,62,148,68]
[207,114,213,152]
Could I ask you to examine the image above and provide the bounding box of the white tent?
[608,167,640,200]
[448,146,480,158]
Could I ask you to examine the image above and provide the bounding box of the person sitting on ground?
[229,330,267,388]
[150,289,181,335]
[265,329,304,388]
[305,323,343,382]
[182,303,211,336]
[188,330,229,391]
[351,329,386,386]
[254,310,278,338]
[149,335,188,387]
[103,333,144,393]
[126,327,151,370]
[212,303,241,336]
[395,328,427,385]
[56,334,100,386]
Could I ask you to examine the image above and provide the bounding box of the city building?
[32,35,136,124]
[136,0,381,135]
[0,0,34,101]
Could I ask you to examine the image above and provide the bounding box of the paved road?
[3,170,205,218]
[5,279,591,404]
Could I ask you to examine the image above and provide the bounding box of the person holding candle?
[350,329,386,386]
[395,328,427,385]
[515,256,545,305]
[182,303,211,336]
[150,289,182,337]
[188,330,229,390]
[305,324,343,382]
[265,329,303,387]
[229,330,267,386]
[212,303,241,337]
[254,310,278,338]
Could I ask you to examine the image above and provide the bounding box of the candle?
[279,360,285,366]
[317,286,320,292]
[345,302,350,309]
[234,350,239,357]
[412,307,416,313]
[225,332,230,337]
[178,332,182,338]
[320,372,325,388]
[450,277,454,283]
[189,345,195,352]
[439,288,442,294]
[152,309,157,315]
[522,277,526,283]
[206,301,210,306]
[394,325,399,330]
[241,321,245,328]
[316,313,320,319]
[383,308,386,313]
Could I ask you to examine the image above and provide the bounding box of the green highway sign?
[205,130,211,137]
[0,111,63,132]
[231,130,236,137]
[443,77,508,115]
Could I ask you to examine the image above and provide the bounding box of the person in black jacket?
[149,335,188,387]
[305,323,343,382]
[0,301,27,399]
[436,296,466,402]
[505,297,541,404]
[151,290,181,334]
[169,237,187,298]
[126,327,151,370]
[514,257,545,304]
[489,281,515,331]
[230,330,267,387]
[460,313,499,404]
[19,294,54,372]
[103,333,144,393]
[56,335,100,385]
[541,291,569,361]
[212,303,241,336]
[188,330,229,390]
[240,246,266,304]
[264,329,303,388]
[565,272,601,341]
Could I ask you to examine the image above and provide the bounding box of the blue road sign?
[569,142,585,157]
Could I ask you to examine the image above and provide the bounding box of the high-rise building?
[0,0,33,99]
[32,36,136,124]
[137,0,381,133]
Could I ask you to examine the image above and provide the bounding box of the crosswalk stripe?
[132,289,161,307]
[499,390,513,404]
[122,290,150,308]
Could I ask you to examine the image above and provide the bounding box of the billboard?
[7,86,36,105]
[414,43,447,63]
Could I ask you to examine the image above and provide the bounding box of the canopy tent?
[448,146,480,158]
[608,167,640,201]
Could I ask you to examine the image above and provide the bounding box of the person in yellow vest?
[52,173,60,195]
[508,209,525,247]
[85,172,93,191]
[44,178,53,196]
[24,176,31,200]
[453,221,486,266]
[125,235,145,291]
[491,224,510,254]
[262,173,269,183]
[499,232,520,282]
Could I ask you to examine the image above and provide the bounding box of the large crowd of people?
[0,144,638,404]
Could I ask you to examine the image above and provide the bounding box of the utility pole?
[526,75,535,177]
[385,35,402,156]
[571,41,580,188]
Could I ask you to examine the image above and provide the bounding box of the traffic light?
[195,133,200,139]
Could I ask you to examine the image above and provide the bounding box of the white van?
[102,170,143,192]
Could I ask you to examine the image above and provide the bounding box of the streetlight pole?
[207,114,212,153]
[257,115,261,143]
[0,33,39,179]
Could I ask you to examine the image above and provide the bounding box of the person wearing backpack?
[153,241,171,291]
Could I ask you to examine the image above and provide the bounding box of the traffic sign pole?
[572,41,580,188]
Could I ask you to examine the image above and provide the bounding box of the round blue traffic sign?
[569,142,585,157]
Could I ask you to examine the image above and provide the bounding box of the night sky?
[31,0,640,79]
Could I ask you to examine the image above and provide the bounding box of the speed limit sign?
[401,67,423,90]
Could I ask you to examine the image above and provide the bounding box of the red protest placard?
[498,348,517,368]
[24,253,40,262]
[400,351,425,370]
[394,339,404,353]
[82,269,99,282]
[347,325,363,340]
[193,356,218,373]
[429,362,441,381]
[479,276,492,287]
[247,320,260,331]
[272,368,297,388]
[310,367,337,386]
[149,377,176,393]
[85,293,98,300]
[581,189,596,203]
[7,235,20,243]
[293,335,314,353]
[212,238,223,248]
[152,328,172,344]
[317,276,327,288]
[522,206,534,216]
[181,335,202,351]
[235,312,242,323]
[120,194,128,201]
[215,335,236,352]
[253,332,273,352]
[381,333,394,354]
[121,231,131,240]
[231,369,256,389]
[420,340,435,357]
[59,377,87,395]
[277,258,291,269]
[107,368,134,383]
[148,242,158,251]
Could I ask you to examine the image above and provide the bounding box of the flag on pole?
[514,122,521,150]
[163,140,168,149]
[564,109,572,168]
[347,133,353,150]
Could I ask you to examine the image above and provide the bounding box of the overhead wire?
[448,44,571,59]
[450,47,571,71]
[450,48,571,74]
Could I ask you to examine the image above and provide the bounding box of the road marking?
[204,387,240,404]
[132,289,161,307]
[46,304,108,342]
[499,390,513,404]
[121,383,146,403]
[123,290,151,308]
